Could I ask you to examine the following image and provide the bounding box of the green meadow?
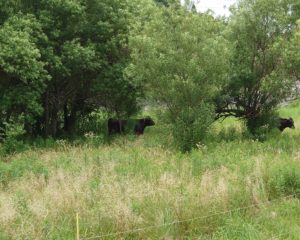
[1,102,300,240]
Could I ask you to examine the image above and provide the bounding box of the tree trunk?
[63,104,77,134]
[32,117,43,137]
[0,112,11,141]
[50,108,58,137]
[24,120,32,136]
[63,104,69,132]
[0,121,5,141]
[44,91,50,137]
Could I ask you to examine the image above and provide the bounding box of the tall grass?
[0,103,300,239]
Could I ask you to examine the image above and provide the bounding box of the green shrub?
[217,126,242,142]
[32,136,57,149]
[1,120,28,155]
[84,132,106,146]
[0,156,48,185]
[171,104,214,152]
[76,110,108,136]
[266,162,300,199]
[245,111,279,141]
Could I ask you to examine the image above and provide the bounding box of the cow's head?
[280,117,295,130]
[288,117,295,129]
[144,117,155,126]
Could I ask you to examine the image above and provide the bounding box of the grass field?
[1,102,300,239]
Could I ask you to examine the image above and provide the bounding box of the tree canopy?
[0,0,141,137]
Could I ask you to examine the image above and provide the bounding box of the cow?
[134,117,155,135]
[278,117,295,132]
[108,117,155,135]
[107,119,127,135]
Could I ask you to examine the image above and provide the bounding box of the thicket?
[0,0,300,152]
[0,0,141,139]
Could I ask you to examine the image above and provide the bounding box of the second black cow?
[278,117,295,132]
[108,117,155,135]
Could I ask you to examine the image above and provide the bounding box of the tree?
[0,14,49,137]
[0,0,141,138]
[128,3,229,151]
[216,0,297,134]
[285,20,300,79]
[83,0,141,120]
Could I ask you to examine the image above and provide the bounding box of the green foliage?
[154,0,180,7]
[172,104,214,152]
[0,0,142,138]
[266,162,300,199]
[0,155,48,186]
[284,21,300,80]
[0,0,22,24]
[0,118,28,155]
[0,14,49,125]
[128,4,229,151]
[216,0,297,134]
[245,111,279,138]
[0,0,299,149]
[217,125,243,142]
[91,65,141,118]
[76,110,109,135]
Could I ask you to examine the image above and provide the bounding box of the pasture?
[0,102,300,239]
[1,0,300,239]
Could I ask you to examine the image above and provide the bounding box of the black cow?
[108,117,155,135]
[278,117,295,132]
[107,119,127,135]
[134,117,155,135]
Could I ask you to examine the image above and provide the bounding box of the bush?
[76,110,108,136]
[266,162,300,199]
[245,112,279,141]
[84,132,106,146]
[0,156,48,186]
[171,104,214,152]
[1,120,28,155]
[217,126,242,142]
[128,4,229,152]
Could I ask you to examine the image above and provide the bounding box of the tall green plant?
[0,14,49,136]
[128,4,230,151]
[284,20,300,82]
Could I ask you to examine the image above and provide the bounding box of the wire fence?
[76,193,300,240]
